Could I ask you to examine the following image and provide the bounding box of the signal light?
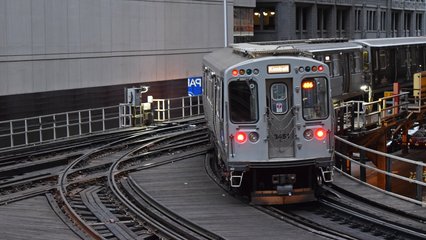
[246,69,253,75]
[315,128,327,141]
[318,65,324,72]
[235,132,247,144]
[253,68,259,75]
[302,81,314,89]
[232,69,239,77]
[311,66,318,72]
[305,66,311,72]
[239,69,246,75]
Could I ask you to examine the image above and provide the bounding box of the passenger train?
[250,36,426,102]
[202,44,335,204]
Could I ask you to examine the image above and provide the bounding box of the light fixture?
[360,85,369,92]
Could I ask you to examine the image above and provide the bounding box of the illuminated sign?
[267,64,290,74]
[302,81,315,89]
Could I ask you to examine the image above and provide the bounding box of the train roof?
[352,36,426,47]
[295,42,362,53]
[203,47,247,73]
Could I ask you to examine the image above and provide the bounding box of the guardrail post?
[350,105,355,132]
[66,113,70,137]
[416,165,423,201]
[9,121,13,148]
[38,117,42,143]
[102,108,106,131]
[386,157,392,191]
[89,110,92,133]
[359,149,366,182]
[53,115,57,141]
[167,99,170,121]
[25,119,29,145]
[182,98,185,118]
[78,111,82,135]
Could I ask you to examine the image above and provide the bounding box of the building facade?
[251,0,426,42]
[0,0,425,120]
[0,0,254,120]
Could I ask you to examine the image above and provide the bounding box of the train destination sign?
[267,64,290,74]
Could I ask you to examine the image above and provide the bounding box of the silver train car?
[248,37,426,102]
[202,44,334,204]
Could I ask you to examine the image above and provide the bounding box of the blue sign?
[188,76,202,96]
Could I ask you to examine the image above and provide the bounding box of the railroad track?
[204,153,426,240]
[0,128,147,204]
[0,122,200,204]
[50,121,220,239]
[2,119,424,239]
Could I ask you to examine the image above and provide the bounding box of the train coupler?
[272,174,296,196]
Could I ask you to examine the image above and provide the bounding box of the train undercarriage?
[214,155,334,205]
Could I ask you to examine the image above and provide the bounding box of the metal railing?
[152,95,203,122]
[0,105,123,150]
[0,96,204,150]
[334,135,426,206]
[335,92,409,133]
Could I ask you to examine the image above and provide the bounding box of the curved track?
[0,120,425,239]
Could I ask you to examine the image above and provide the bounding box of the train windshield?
[301,77,329,120]
[229,80,258,123]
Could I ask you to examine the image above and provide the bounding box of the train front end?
[223,56,334,204]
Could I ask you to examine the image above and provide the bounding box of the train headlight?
[235,132,247,144]
[248,132,259,142]
[315,128,327,141]
[303,129,314,140]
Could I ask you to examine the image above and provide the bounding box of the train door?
[266,78,295,158]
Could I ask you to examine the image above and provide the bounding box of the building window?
[367,10,376,31]
[380,11,386,31]
[336,9,347,32]
[416,13,423,35]
[234,8,254,42]
[296,6,308,31]
[405,12,412,33]
[392,12,399,32]
[317,7,330,31]
[355,9,362,31]
[254,6,276,31]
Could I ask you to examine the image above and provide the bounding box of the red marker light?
[235,132,247,144]
[232,69,239,77]
[318,65,324,72]
[315,128,327,140]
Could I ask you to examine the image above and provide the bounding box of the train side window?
[379,50,387,70]
[332,54,340,77]
[270,83,288,114]
[301,77,329,121]
[228,80,258,123]
[353,52,361,73]
[215,79,222,118]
